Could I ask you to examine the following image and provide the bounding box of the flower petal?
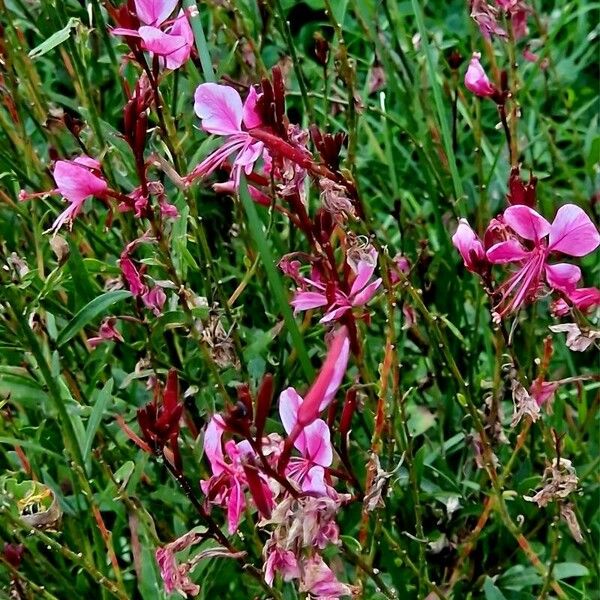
[349,260,376,297]
[138,27,189,70]
[351,278,382,306]
[242,86,262,129]
[290,291,328,312]
[504,205,551,242]
[548,204,600,257]
[53,159,107,204]
[203,417,225,475]
[544,263,581,294]
[486,239,530,264]
[278,387,303,437]
[194,83,243,136]
[134,0,177,25]
[302,419,333,467]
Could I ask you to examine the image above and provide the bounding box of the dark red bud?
[314,32,330,67]
[254,373,273,439]
[242,458,272,520]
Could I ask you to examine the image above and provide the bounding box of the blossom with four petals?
[486,204,599,317]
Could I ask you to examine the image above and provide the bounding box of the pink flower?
[142,286,166,315]
[156,530,245,597]
[530,380,559,407]
[112,1,193,70]
[470,0,507,39]
[263,541,300,586]
[299,555,356,599]
[88,317,124,348]
[291,255,381,323]
[200,417,273,534]
[187,84,265,187]
[279,389,333,495]
[452,218,487,273]
[119,255,147,297]
[464,53,497,98]
[20,156,108,234]
[486,205,600,317]
[551,287,600,317]
[155,530,202,597]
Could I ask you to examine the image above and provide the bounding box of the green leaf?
[56,290,132,347]
[238,175,314,380]
[29,18,80,59]
[483,577,508,600]
[82,379,113,461]
[553,563,589,579]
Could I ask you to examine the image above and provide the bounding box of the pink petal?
[351,278,382,306]
[138,26,189,69]
[278,387,303,437]
[544,263,581,294]
[134,0,177,25]
[291,291,328,312]
[203,417,225,475]
[548,204,600,257]
[570,287,600,310]
[111,27,142,38]
[53,159,107,204]
[227,481,244,534]
[319,305,350,323]
[298,327,350,426]
[486,239,531,264]
[302,465,327,496]
[169,11,194,46]
[302,419,333,466]
[452,218,486,271]
[349,260,376,296]
[464,53,496,97]
[242,86,262,129]
[194,83,243,136]
[504,205,551,242]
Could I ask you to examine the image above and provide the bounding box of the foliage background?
[0,0,598,598]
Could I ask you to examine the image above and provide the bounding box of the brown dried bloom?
[199,312,239,369]
[524,458,579,507]
[320,177,356,223]
[560,503,583,544]
[549,323,600,352]
[511,380,541,427]
[363,453,393,512]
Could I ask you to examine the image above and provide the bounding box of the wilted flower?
[263,540,300,586]
[88,317,124,348]
[560,503,583,544]
[470,0,507,39]
[156,530,245,597]
[299,555,357,599]
[511,380,541,426]
[507,166,537,207]
[524,458,579,507]
[549,323,600,352]
[363,453,393,512]
[137,370,183,461]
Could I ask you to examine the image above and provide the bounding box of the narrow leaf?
[57,290,132,346]
[29,18,80,59]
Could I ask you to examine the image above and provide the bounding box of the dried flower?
[549,323,600,352]
[524,458,579,507]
